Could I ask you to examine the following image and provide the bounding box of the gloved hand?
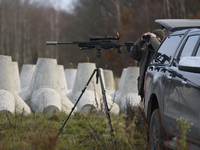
[141,32,156,41]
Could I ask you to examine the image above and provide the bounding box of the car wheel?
[149,109,167,150]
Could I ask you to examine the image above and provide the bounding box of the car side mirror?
[178,57,200,73]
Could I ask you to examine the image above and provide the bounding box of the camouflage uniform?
[129,30,164,99]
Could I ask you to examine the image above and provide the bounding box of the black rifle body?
[46,40,134,53]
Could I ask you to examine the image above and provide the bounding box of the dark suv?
[144,19,200,149]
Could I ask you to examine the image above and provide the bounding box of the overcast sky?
[31,0,75,12]
[51,0,74,11]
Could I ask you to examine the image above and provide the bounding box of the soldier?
[129,29,165,100]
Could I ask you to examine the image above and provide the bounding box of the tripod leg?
[97,69,114,145]
[55,69,97,140]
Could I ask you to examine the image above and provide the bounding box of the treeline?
[0,0,200,76]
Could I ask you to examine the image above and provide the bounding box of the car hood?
[155,19,200,32]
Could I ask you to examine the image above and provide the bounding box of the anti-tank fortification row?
[0,55,140,116]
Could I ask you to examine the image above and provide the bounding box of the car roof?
[155,19,200,32]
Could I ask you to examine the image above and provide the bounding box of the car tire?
[149,109,167,150]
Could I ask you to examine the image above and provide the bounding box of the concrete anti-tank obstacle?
[71,62,101,114]
[119,67,141,112]
[20,64,36,91]
[98,68,119,115]
[0,56,15,95]
[103,69,115,95]
[58,65,68,95]
[64,63,77,102]
[100,94,120,115]
[0,55,31,115]
[31,88,61,114]
[65,68,77,102]
[111,68,127,105]
[71,62,120,115]
[64,62,76,93]
[64,68,77,92]
[19,58,75,115]
[30,58,75,115]
[117,68,127,91]
[12,62,21,93]
[96,68,106,94]
[99,68,106,88]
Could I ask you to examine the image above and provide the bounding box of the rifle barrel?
[46,41,74,45]
[46,41,57,45]
[57,42,74,44]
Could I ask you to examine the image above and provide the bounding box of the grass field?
[0,104,148,150]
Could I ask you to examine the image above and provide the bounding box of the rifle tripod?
[55,47,114,146]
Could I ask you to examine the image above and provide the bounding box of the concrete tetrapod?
[12,62,21,93]
[119,67,141,112]
[71,63,120,115]
[20,64,36,91]
[71,63,101,114]
[110,68,127,104]
[99,69,119,115]
[58,65,68,95]
[96,68,106,95]
[117,68,127,91]
[64,68,77,92]
[103,69,115,95]
[19,58,75,115]
[0,55,31,115]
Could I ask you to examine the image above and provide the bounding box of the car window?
[195,45,200,56]
[152,35,183,65]
[179,35,200,59]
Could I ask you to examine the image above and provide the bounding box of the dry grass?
[0,104,148,150]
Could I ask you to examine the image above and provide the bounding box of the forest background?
[0,0,200,77]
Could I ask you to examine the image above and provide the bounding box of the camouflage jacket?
[129,37,160,97]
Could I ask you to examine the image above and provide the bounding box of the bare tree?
[0,0,199,76]
[163,0,171,18]
[179,0,186,19]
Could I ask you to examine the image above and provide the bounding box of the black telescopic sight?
[90,35,120,41]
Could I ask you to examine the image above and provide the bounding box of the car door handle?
[167,75,172,80]
[181,80,187,85]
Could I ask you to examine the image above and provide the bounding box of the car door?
[152,34,183,135]
[174,35,200,143]
[162,66,181,135]
[178,69,200,143]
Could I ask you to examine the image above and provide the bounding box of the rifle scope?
[90,35,119,41]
